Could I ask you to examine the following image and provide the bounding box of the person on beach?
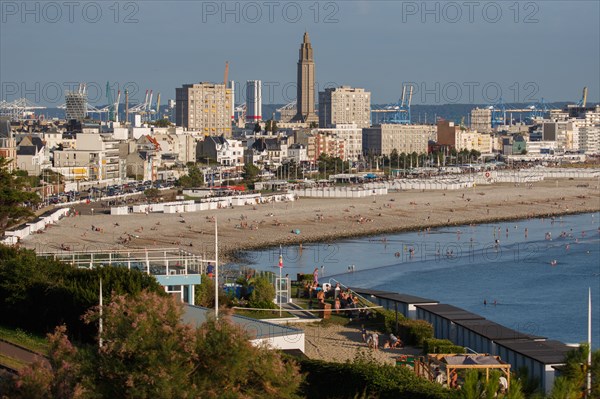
[360,325,367,342]
[371,332,379,350]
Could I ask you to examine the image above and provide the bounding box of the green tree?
[194,277,229,308]
[242,163,261,188]
[9,325,90,399]
[11,291,302,399]
[0,245,163,341]
[558,343,600,398]
[0,158,40,231]
[143,188,160,199]
[151,119,172,128]
[548,376,578,399]
[39,169,64,185]
[253,122,261,134]
[193,316,301,399]
[249,276,276,309]
[389,149,399,167]
[469,149,481,161]
[461,369,483,399]
[265,119,278,133]
[178,164,204,188]
[83,291,197,398]
[504,378,526,399]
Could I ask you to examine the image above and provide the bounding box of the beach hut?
[111,206,129,216]
[495,339,572,394]
[415,304,485,341]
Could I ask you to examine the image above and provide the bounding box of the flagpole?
[279,245,283,317]
[587,287,591,397]
[215,217,219,320]
[99,278,103,348]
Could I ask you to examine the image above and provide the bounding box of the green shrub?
[372,308,404,334]
[299,358,458,399]
[0,245,163,343]
[397,319,434,347]
[249,277,276,309]
[194,278,229,308]
[422,338,466,354]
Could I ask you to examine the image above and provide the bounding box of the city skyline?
[1,1,599,107]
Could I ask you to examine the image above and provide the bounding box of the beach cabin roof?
[350,287,438,305]
[416,304,485,321]
[182,305,303,340]
[496,339,572,365]
[453,319,546,341]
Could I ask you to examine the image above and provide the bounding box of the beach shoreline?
[20,178,600,263]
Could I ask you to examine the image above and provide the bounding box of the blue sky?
[1,1,598,106]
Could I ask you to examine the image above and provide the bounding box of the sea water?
[238,212,600,347]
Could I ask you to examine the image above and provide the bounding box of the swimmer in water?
[550,260,558,266]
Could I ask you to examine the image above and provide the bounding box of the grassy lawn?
[0,325,50,355]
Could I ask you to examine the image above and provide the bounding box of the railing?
[37,248,208,276]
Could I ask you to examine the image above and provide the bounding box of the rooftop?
[183,305,304,340]
[415,304,486,321]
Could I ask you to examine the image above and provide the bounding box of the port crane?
[0,98,46,120]
[105,82,121,122]
[370,84,413,125]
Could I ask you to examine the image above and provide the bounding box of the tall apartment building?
[175,83,232,137]
[65,90,87,121]
[315,124,362,161]
[307,133,345,161]
[318,86,371,128]
[246,80,262,123]
[437,120,493,154]
[362,124,436,156]
[470,108,492,133]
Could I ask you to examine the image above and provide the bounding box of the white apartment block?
[362,124,436,156]
[319,86,371,128]
[176,83,232,137]
[315,124,362,162]
[455,130,493,154]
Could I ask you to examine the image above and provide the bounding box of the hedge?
[422,338,466,354]
[299,358,459,399]
[396,319,434,347]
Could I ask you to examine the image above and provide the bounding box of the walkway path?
[0,339,49,372]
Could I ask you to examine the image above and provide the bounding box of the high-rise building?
[175,82,232,137]
[362,124,436,156]
[319,87,371,128]
[246,80,262,123]
[315,124,363,161]
[65,87,87,121]
[470,108,492,133]
[293,32,318,123]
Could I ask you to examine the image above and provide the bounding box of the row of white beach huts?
[1,208,71,245]
[290,187,388,198]
[110,193,296,215]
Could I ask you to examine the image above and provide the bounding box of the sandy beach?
[21,178,600,260]
[300,322,422,364]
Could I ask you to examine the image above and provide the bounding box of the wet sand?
[22,178,600,262]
